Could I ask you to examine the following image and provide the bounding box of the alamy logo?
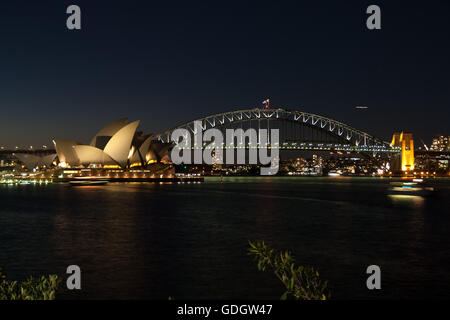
[66,265,81,290]
[170,121,280,175]
[366,5,381,30]
[66,5,81,30]
[366,265,381,290]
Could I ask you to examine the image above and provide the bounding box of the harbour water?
[1,177,449,299]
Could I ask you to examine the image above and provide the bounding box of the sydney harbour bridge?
[155,108,400,154]
[0,107,402,172]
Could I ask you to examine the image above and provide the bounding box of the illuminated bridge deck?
[179,142,401,153]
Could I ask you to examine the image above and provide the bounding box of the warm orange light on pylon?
[391,132,414,172]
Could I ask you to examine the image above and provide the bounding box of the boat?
[69,177,109,186]
[328,172,341,177]
[388,178,435,197]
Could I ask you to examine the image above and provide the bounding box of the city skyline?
[0,1,449,147]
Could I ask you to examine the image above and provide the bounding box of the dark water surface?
[1,177,450,299]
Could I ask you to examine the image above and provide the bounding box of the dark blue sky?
[0,0,449,148]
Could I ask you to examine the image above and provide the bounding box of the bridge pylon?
[391,132,415,174]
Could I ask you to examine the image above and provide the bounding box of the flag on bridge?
[262,99,270,109]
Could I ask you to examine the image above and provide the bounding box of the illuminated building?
[430,135,450,151]
[13,153,56,170]
[54,118,170,169]
[415,152,450,176]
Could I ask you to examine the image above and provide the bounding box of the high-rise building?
[430,135,450,151]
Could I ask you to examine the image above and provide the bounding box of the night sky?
[0,0,449,148]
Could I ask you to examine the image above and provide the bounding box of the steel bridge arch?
[155,108,392,149]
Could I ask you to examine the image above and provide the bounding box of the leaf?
[289,277,294,291]
[248,241,330,301]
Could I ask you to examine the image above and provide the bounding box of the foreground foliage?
[248,241,330,300]
[0,267,61,300]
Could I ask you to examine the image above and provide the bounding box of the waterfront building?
[13,153,56,170]
[430,135,450,151]
[54,118,170,169]
[415,153,450,176]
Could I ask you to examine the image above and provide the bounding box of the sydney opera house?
[13,153,57,171]
[53,118,171,169]
[1,118,202,183]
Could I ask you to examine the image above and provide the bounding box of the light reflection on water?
[387,194,426,208]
